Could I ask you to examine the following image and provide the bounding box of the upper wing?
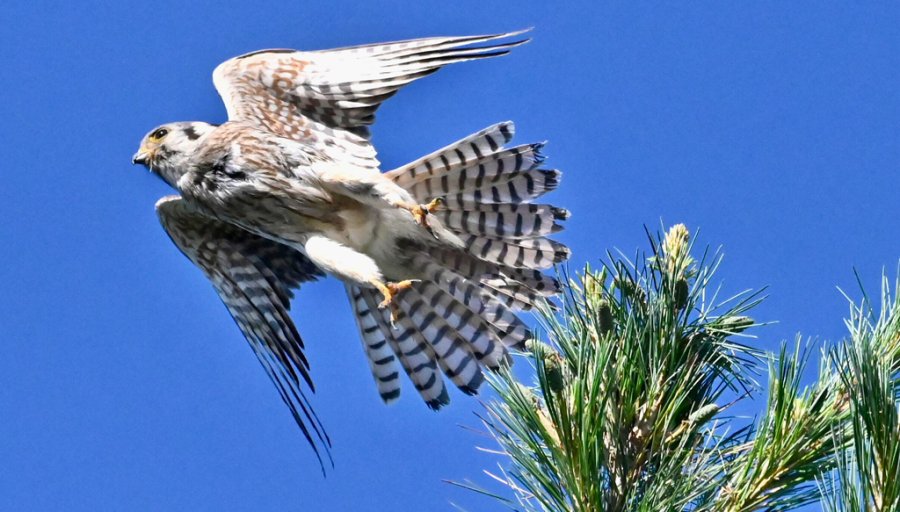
[212,30,529,170]
[155,196,331,470]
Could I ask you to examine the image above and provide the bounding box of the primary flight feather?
[132,29,570,470]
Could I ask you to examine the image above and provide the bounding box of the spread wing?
[212,30,530,170]
[155,196,331,470]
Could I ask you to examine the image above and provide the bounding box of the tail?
[351,122,570,407]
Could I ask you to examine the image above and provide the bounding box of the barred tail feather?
[395,120,569,312]
[348,286,400,402]
[399,142,546,196]
[435,203,569,239]
[389,121,570,269]
[411,286,506,367]
[460,234,570,270]
[351,121,568,409]
[482,267,563,310]
[499,267,563,296]
[348,264,535,407]
[386,121,516,187]
[397,287,486,393]
[415,255,533,345]
[358,289,448,408]
[427,247,554,311]
[389,312,451,410]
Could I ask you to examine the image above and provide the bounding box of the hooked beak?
[132,147,151,165]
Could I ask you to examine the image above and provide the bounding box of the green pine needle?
[462,226,900,512]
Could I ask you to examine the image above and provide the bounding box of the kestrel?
[132,30,570,469]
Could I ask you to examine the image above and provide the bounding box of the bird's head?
[133,122,217,187]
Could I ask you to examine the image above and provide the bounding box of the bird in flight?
[132,29,570,470]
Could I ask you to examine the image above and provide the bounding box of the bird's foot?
[409,197,445,238]
[375,279,420,325]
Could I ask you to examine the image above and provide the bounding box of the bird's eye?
[150,128,169,140]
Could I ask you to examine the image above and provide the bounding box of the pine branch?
[821,270,900,512]
[461,226,900,512]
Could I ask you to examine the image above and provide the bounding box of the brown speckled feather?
[212,30,530,170]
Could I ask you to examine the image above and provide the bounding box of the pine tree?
[461,225,900,512]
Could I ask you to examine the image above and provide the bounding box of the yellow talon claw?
[410,197,444,236]
[411,205,428,227]
[374,279,419,325]
[426,196,445,211]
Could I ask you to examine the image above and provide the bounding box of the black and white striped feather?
[357,289,449,408]
[388,121,570,272]
[435,203,569,239]
[155,196,332,470]
[213,31,530,170]
[347,286,401,403]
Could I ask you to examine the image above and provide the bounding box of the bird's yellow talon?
[408,197,444,236]
[410,205,428,228]
[425,196,445,212]
[375,279,418,308]
[374,280,419,324]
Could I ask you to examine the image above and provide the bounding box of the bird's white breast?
[333,205,424,277]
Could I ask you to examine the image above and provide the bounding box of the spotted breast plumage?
[132,30,570,470]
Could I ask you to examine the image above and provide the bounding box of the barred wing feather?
[155,196,331,470]
[213,30,530,170]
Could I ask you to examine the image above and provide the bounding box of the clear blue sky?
[1,2,897,510]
